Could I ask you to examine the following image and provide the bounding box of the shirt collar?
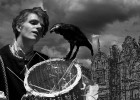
[10,39,34,60]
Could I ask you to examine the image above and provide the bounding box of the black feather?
[50,23,94,60]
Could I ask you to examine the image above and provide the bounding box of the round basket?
[22,58,82,100]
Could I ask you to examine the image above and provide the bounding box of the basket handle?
[51,59,77,92]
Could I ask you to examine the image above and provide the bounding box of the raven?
[50,23,94,60]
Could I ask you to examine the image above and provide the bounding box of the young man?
[0,7,49,100]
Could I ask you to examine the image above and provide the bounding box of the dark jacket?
[0,45,49,100]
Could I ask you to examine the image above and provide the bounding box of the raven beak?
[50,27,55,33]
[50,29,53,33]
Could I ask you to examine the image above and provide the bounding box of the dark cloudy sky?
[0,0,140,66]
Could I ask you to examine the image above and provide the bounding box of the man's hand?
[85,84,99,100]
[0,91,7,100]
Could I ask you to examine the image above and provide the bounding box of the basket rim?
[24,58,82,97]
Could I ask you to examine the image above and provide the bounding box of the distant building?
[91,38,110,100]
[119,36,140,100]
[91,36,140,100]
[109,44,121,100]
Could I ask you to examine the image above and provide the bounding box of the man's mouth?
[32,31,38,35]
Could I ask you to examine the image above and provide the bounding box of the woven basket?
[22,58,83,100]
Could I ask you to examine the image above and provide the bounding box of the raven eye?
[55,25,60,28]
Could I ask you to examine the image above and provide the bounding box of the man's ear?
[16,25,22,32]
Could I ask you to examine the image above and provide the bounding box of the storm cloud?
[44,0,140,36]
[0,0,140,60]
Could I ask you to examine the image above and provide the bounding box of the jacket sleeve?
[0,55,7,98]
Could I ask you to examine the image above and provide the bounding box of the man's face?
[18,13,44,41]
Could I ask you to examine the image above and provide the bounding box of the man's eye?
[30,21,38,25]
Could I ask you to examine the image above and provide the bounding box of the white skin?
[16,13,44,55]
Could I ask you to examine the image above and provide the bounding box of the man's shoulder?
[0,45,9,55]
[0,45,9,51]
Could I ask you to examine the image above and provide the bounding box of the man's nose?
[36,23,42,28]
[36,23,42,31]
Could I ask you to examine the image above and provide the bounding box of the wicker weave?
[22,58,84,100]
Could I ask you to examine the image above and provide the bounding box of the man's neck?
[10,38,34,60]
[16,37,34,55]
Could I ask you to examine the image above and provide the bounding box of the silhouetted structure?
[109,45,121,100]
[119,36,139,100]
[91,36,140,100]
[91,38,110,100]
[50,23,94,60]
